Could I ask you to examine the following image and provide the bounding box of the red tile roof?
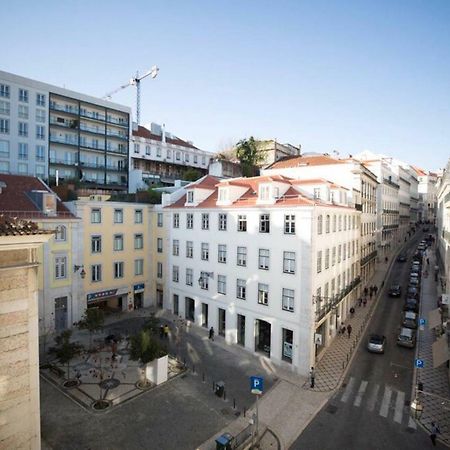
[133,125,199,150]
[411,165,427,176]
[0,174,76,219]
[0,215,53,236]
[187,175,220,190]
[267,154,345,169]
[290,178,349,190]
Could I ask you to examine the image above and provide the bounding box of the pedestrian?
[430,422,440,446]
[374,285,378,295]
[347,324,352,339]
[369,291,373,300]
[364,287,368,296]
[358,297,362,307]
[426,257,430,266]
[363,298,367,307]
[340,322,346,334]
[159,325,164,339]
[209,326,215,341]
[163,324,169,339]
[309,367,315,388]
[349,307,355,317]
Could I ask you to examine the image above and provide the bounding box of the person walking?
[363,297,367,307]
[163,324,169,339]
[430,422,440,446]
[209,326,215,341]
[347,324,352,339]
[309,367,315,388]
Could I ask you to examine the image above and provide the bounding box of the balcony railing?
[106,129,127,140]
[50,135,78,146]
[107,116,129,127]
[80,123,105,135]
[361,250,378,266]
[49,103,79,115]
[80,142,105,151]
[80,110,106,121]
[49,157,78,166]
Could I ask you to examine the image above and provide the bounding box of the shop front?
[86,288,128,312]
[134,283,145,309]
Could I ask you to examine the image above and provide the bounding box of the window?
[325,248,330,269]
[157,262,163,278]
[0,84,10,98]
[167,149,171,159]
[135,209,143,224]
[156,147,161,157]
[326,215,331,233]
[236,279,246,299]
[157,213,163,227]
[55,256,67,279]
[134,233,144,249]
[173,239,179,256]
[0,140,9,158]
[258,283,269,305]
[18,122,28,137]
[114,209,123,223]
[187,191,194,203]
[333,215,337,232]
[157,238,163,253]
[134,143,140,154]
[173,213,179,228]
[317,215,323,234]
[201,242,209,260]
[135,259,144,276]
[172,265,179,282]
[202,213,209,230]
[237,246,247,266]
[0,117,8,135]
[338,244,342,263]
[18,143,28,160]
[283,251,295,274]
[199,271,209,290]
[317,250,322,273]
[91,208,101,223]
[114,234,124,251]
[282,288,295,312]
[114,262,124,278]
[259,185,270,201]
[218,213,227,231]
[186,268,193,286]
[313,188,320,199]
[186,213,193,229]
[332,247,336,266]
[18,163,27,174]
[91,235,101,253]
[238,215,247,232]
[19,89,28,102]
[218,275,226,294]
[186,241,193,258]
[36,145,45,162]
[338,215,342,231]
[0,161,9,173]
[0,100,9,115]
[36,93,46,106]
[55,225,66,241]
[91,264,102,282]
[258,249,270,270]
[284,215,295,234]
[259,214,270,233]
[176,151,180,160]
[18,104,28,119]
[218,244,227,263]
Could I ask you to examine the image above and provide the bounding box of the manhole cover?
[92,399,111,411]
[100,378,120,389]
[326,404,338,414]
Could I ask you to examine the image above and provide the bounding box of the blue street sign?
[419,318,426,326]
[250,376,264,395]
[415,359,425,368]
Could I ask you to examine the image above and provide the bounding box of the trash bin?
[215,381,225,398]
[215,432,233,450]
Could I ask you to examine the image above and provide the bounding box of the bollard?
[244,407,246,417]
[192,365,196,374]
[212,381,215,392]
[223,389,226,401]
[202,372,205,383]
[233,398,236,409]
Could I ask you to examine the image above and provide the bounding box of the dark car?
[407,286,419,299]
[388,284,402,297]
[367,334,386,353]
[397,254,407,263]
[402,311,418,329]
[409,277,420,287]
[403,298,419,313]
[410,266,420,275]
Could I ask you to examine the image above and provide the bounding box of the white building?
[263,154,378,285]
[0,70,131,191]
[129,122,212,192]
[413,166,438,224]
[162,174,360,375]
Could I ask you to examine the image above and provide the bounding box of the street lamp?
[74,265,86,279]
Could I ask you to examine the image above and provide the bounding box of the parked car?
[409,277,420,287]
[388,284,402,297]
[402,311,418,329]
[410,266,420,275]
[403,298,419,313]
[397,254,407,262]
[367,334,386,353]
[407,286,420,299]
[397,327,416,348]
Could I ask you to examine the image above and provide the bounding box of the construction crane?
[103,65,159,125]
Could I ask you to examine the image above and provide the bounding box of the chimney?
[162,123,166,143]
[298,144,302,156]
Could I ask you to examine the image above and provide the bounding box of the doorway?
[255,319,271,356]
[185,297,195,322]
[54,296,68,331]
[157,289,163,308]
[218,308,226,337]
[282,328,293,363]
[237,314,245,346]
[201,303,208,328]
[173,294,179,316]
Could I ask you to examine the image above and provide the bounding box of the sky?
[2,0,449,171]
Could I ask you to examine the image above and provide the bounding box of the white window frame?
[91,264,102,282]
[134,259,144,276]
[282,288,295,312]
[54,256,67,279]
[283,251,295,274]
[114,261,124,279]
[134,233,144,250]
[218,213,227,231]
[237,246,247,266]
[237,215,247,232]
[217,275,226,294]
[218,244,227,263]
[258,283,269,305]
[201,242,209,261]
[201,213,209,230]
[236,279,246,300]
[258,248,270,270]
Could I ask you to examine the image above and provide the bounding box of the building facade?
[414,167,438,224]
[437,160,450,296]
[162,174,360,375]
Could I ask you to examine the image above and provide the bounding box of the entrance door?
[201,303,208,328]
[255,319,271,356]
[237,314,245,346]
[173,294,179,316]
[218,308,226,337]
[185,297,195,321]
[157,289,163,308]
[54,297,68,331]
[282,328,293,363]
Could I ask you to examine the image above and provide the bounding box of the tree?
[52,330,82,379]
[76,308,104,350]
[146,188,162,204]
[235,136,266,177]
[183,168,201,182]
[130,330,167,366]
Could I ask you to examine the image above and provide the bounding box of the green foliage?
[130,330,167,365]
[143,314,161,335]
[146,188,163,204]
[52,330,82,374]
[76,308,104,350]
[235,137,265,177]
[183,168,201,182]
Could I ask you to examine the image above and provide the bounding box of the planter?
[144,354,168,386]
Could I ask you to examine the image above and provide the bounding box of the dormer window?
[187,190,194,203]
[313,188,321,200]
[259,185,270,201]
[218,187,228,202]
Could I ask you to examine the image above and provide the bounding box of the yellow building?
[66,196,153,312]
[152,205,167,310]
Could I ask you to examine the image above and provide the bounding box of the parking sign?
[250,376,264,395]
[415,359,424,368]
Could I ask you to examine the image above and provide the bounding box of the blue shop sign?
[87,289,118,303]
[134,283,145,293]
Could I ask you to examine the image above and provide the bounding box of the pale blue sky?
[2,0,449,170]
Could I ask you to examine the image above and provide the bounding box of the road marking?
[353,380,368,407]
[408,416,417,429]
[367,383,380,412]
[379,386,392,418]
[340,377,356,403]
[394,390,405,423]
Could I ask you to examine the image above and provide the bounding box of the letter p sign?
[250,376,264,395]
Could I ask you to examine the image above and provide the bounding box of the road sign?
[250,376,264,395]
[415,359,425,368]
[419,318,426,326]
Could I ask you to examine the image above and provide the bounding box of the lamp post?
[74,264,86,279]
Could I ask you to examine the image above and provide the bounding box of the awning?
[428,308,442,329]
[432,335,449,368]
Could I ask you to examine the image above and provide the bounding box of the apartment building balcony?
[106,164,127,172]
[106,145,128,155]
[49,118,79,130]
[106,129,127,140]
[80,141,105,151]
[49,135,78,147]
[79,161,106,170]
[79,123,106,136]
[49,157,79,167]
[361,250,377,267]
[49,103,79,116]
[107,116,129,128]
[80,110,106,122]
[383,224,399,230]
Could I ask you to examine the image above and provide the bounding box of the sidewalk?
[414,249,450,447]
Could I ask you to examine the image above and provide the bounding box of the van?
[397,327,416,348]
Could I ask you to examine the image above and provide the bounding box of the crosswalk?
[338,377,417,429]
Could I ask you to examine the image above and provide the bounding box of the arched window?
[317,215,323,235]
[326,215,330,233]
[55,225,66,241]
